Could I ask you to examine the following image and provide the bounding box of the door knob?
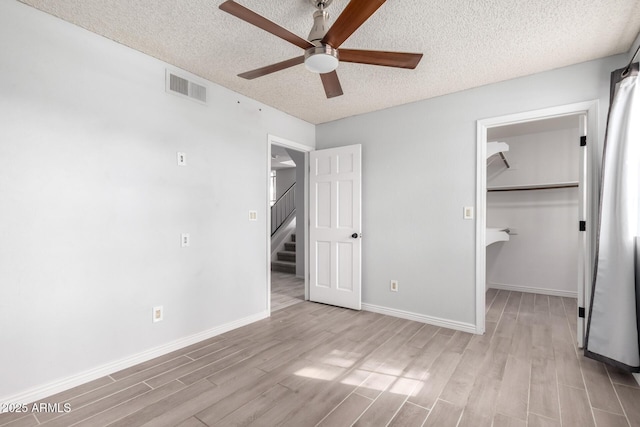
[351,233,361,238]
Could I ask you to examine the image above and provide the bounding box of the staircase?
[271,233,296,274]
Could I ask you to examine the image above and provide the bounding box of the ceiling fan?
[219,0,423,98]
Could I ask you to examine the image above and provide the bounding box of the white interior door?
[577,114,588,348]
[309,144,362,310]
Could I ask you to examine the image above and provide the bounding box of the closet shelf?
[487,141,510,168]
[486,227,510,246]
[487,141,509,159]
[487,181,579,192]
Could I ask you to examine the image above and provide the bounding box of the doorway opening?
[476,101,598,348]
[267,135,311,314]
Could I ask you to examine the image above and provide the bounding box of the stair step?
[284,242,296,251]
[277,251,296,262]
[271,260,296,274]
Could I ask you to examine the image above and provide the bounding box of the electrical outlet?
[153,306,163,323]
[177,152,187,166]
[181,233,190,247]
[390,280,399,292]
[248,211,258,221]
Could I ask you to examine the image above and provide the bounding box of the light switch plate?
[249,211,258,221]
[153,306,163,323]
[463,206,474,220]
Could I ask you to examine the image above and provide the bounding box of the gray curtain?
[585,62,640,372]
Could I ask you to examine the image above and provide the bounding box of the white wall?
[316,53,625,328]
[487,126,580,187]
[486,127,580,296]
[0,1,314,400]
[274,168,296,200]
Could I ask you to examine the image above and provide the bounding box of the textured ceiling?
[19,0,640,124]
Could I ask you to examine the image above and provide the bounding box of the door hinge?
[579,220,586,231]
[580,136,587,146]
[578,307,585,318]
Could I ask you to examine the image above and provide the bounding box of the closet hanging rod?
[488,182,579,192]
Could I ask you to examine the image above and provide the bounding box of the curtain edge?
[584,349,640,373]
[584,61,640,372]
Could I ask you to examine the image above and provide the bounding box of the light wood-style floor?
[2,290,639,427]
[270,271,305,312]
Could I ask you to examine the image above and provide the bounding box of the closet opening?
[486,114,582,301]
[475,101,598,347]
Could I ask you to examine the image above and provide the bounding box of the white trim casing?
[267,134,313,153]
[476,101,599,339]
[362,303,476,334]
[267,134,313,309]
[476,123,488,335]
[0,311,269,408]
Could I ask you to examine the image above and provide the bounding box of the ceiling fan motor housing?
[308,9,331,43]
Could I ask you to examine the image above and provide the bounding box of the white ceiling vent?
[166,70,207,104]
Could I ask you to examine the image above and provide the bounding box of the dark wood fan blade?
[219,0,314,50]
[339,49,423,69]
[238,56,305,79]
[320,71,343,98]
[321,0,386,49]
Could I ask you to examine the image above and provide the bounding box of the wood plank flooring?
[2,289,639,427]
[270,271,304,312]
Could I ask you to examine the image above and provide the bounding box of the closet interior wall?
[487,117,581,297]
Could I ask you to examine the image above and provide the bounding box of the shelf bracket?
[487,141,510,169]
[498,152,510,169]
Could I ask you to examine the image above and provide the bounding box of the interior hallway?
[271,271,305,312]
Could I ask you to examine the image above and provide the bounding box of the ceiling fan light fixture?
[220,0,423,98]
[304,45,339,74]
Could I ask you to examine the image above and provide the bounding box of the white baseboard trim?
[1,310,269,407]
[361,303,477,334]
[634,373,640,387]
[488,282,578,299]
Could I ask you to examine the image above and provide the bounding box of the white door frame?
[267,134,311,314]
[475,101,599,339]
